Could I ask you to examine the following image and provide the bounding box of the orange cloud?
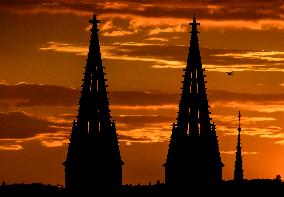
[212,101,284,113]
[38,42,88,55]
[148,25,187,35]
[202,19,284,30]
[0,144,23,151]
[144,37,169,42]
[221,151,258,155]
[111,104,177,111]
[118,122,171,144]
[102,30,137,37]
[38,41,284,72]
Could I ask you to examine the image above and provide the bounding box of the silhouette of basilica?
[64,14,123,193]
[63,14,249,193]
[164,14,223,191]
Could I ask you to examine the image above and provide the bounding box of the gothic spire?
[65,14,123,193]
[234,111,244,183]
[176,13,211,136]
[164,14,223,190]
[76,14,112,136]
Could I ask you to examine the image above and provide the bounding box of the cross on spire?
[238,111,241,132]
[189,13,200,34]
[89,14,100,32]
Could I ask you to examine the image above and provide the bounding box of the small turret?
[234,111,244,183]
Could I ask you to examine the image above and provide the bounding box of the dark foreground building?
[64,15,123,193]
[164,15,223,191]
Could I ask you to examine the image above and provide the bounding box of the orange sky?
[1,0,284,185]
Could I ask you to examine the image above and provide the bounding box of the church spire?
[76,14,112,135]
[65,14,123,193]
[164,14,222,191]
[234,111,244,183]
[176,13,211,136]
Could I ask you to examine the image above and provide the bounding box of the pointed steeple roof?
[176,14,211,136]
[234,111,244,183]
[164,14,223,190]
[65,14,123,192]
[77,14,113,136]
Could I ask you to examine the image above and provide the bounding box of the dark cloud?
[1,83,284,108]
[114,115,174,132]
[0,83,78,107]
[0,111,66,139]
[110,91,178,106]
[114,115,173,124]
[0,83,178,107]
[208,89,284,102]
[0,0,283,21]
[106,44,284,69]
[118,134,152,142]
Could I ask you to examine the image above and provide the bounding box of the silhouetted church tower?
[164,14,223,190]
[234,111,244,183]
[64,14,123,193]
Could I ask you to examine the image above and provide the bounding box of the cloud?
[0,83,178,108]
[38,41,284,72]
[211,101,284,113]
[0,111,68,139]
[2,83,284,108]
[35,132,69,148]
[148,25,186,35]
[38,41,88,55]
[0,83,78,107]
[144,37,168,42]
[208,90,284,102]
[1,83,284,145]
[1,0,284,31]
[114,115,173,125]
[118,122,171,144]
[221,151,258,155]
[0,144,23,151]
[103,30,137,37]
[0,0,282,20]
[275,140,284,145]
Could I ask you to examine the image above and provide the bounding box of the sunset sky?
[1,0,284,186]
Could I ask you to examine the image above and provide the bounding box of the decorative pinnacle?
[189,12,200,31]
[89,14,100,32]
[238,111,241,132]
[89,14,100,25]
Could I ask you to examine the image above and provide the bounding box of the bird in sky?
[227,71,233,76]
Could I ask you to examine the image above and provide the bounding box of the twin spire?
[65,13,244,193]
